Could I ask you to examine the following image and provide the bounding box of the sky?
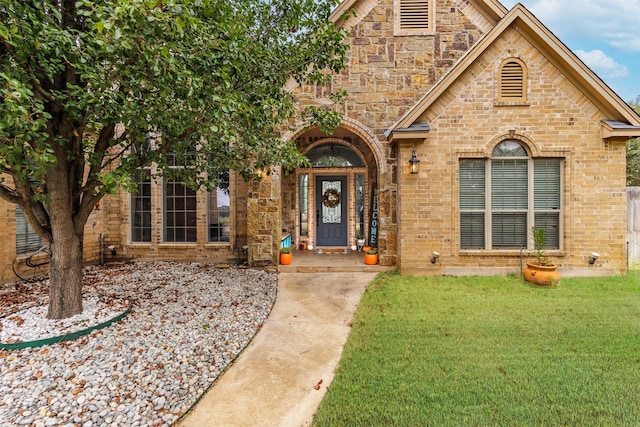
[500,0,640,104]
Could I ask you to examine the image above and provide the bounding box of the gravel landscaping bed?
[0,261,277,427]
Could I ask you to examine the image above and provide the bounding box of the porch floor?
[278,249,395,273]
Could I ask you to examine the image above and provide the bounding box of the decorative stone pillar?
[246,168,282,266]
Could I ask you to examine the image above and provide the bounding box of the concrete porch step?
[278,249,395,274]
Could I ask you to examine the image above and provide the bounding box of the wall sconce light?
[108,245,116,256]
[588,252,599,265]
[408,146,420,174]
[431,251,440,264]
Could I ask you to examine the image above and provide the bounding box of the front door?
[316,176,347,246]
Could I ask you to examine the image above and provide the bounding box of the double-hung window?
[460,140,561,250]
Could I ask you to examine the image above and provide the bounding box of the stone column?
[246,168,282,266]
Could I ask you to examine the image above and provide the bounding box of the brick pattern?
[396,27,628,274]
[0,193,106,283]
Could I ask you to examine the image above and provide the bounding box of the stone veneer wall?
[246,171,282,266]
[294,0,486,264]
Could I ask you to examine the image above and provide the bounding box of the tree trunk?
[45,145,85,319]
[47,226,84,319]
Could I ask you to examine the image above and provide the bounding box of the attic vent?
[400,0,430,29]
[394,0,434,35]
[499,59,527,101]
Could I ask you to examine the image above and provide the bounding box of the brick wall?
[109,172,245,265]
[0,195,106,283]
[396,27,628,275]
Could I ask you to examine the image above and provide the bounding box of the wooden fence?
[628,187,640,264]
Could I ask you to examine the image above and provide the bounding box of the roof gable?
[330,0,507,30]
[388,4,640,139]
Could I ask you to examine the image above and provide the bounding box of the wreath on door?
[322,188,340,208]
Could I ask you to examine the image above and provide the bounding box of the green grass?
[313,272,640,426]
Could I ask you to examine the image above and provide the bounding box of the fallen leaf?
[313,379,323,390]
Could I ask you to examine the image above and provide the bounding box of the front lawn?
[313,272,640,426]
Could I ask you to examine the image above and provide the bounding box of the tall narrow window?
[459,140,561,250]
[460,159,486,249]
[208,172,230,243]
[355,174,365,239]
[164,143,197,242]
[534,159,561,248]
[15,206,44,254]
[394,0,434,35]
[499,59,527,102]
[131,137,152,242]
[131,170,152,242]
[164,180,197,242]
[299,174,309,237]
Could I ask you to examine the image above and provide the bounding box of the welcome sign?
[370,187,378,247]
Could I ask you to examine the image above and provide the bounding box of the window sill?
[460,249,566,257]
[494,101,530,107]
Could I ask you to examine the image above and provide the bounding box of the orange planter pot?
[280,253,292,265]
[523,262,560,286]
[364,253,378,265]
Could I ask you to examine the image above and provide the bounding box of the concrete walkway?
[177,271,377,427]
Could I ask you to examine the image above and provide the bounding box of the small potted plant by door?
[356,232,366,252]
[280,246,293,265]
[364,248,378,265]
[523,227,560,286]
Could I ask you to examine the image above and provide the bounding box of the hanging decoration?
[322,188,340,208]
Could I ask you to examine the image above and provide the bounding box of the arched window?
[499,59,527,102]
[459,140,561,250]
[306,143,364,167]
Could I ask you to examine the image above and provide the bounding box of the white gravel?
[1,297,130,344]
[0,261,277,427]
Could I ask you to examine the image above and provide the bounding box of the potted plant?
[364,248,378,265]
[280,246,293,265]
[523,227,560,286]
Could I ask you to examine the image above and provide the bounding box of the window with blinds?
[460,159,485,249]
[533,159,561,248]
[394,0,434,35]
[15,206,44,254]
[499,59,527,102]
[459,141,561,250]
[491,158,528,248]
